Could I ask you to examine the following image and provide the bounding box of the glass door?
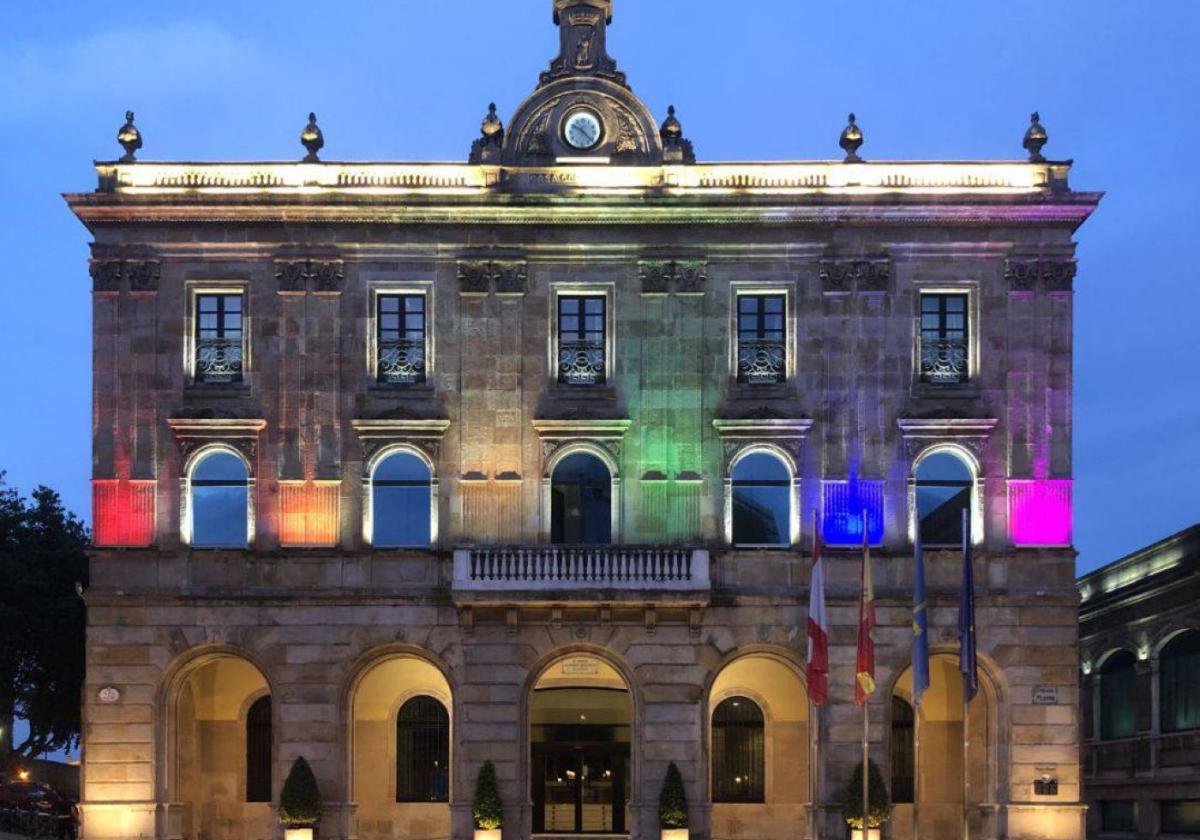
[533,745,628,834]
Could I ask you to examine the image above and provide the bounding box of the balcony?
[558,339,606,386]
[1084,730,1200,778]
[195,337,243,384]
[452,546,709,604]
[737,339,786,384]
[378,337,427,385]
[919,336,969,384]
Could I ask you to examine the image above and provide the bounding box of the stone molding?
[895,417,999,463]
[712,417,814,471]
[456,259,529,297]
[1005,258,1076,293]
[90,257,161,294]
[166,417,267,465]
[350,418,452,470]
[819,258,891,295]
[531,418,632,475]
[274,258,344,295]
[638,259,707,296]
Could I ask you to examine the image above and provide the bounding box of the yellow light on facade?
[17,769,30,781]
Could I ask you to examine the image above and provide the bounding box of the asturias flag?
[855,511,877,706]
[806,521,829,706]
[958,508,979,702]
[912,527,931,707]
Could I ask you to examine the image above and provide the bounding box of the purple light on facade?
[1008,479,1073,546]
[822,479,885,546]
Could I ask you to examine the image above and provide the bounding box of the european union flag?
[912,528,930,706]
[958,508,979,702]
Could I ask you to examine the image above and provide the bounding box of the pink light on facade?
[1008,479,1073,546]
[93,479,156,547]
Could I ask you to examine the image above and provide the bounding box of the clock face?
[563,110,603,151]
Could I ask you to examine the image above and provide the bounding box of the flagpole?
[810,511,821,840]
[861,509,870,840]
[961,507,971,840]
[914,703,921,840]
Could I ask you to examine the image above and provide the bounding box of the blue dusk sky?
[0,0,1197,575]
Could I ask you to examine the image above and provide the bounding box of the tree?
[279,756,323,827]
[472,760,503,830]
[840,758,892,830]
[658,761,688,830]
[0,475,89,767]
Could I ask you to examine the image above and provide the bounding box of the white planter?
[849,830,881,840]
[662,830,689,840]
[475,830,502,840]
[284,829,314,840]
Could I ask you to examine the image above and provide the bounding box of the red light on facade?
[93,480,156,547]
[279,481,340,548]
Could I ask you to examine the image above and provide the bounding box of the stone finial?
[117,110,142,163]
[470,103,505,164]
[301,112,324,163]
[840,112,863,163]
[1023,111,1048,163]
[660,105,696,165]
[482,103,504,140]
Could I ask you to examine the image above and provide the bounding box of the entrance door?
[533,744,628,834]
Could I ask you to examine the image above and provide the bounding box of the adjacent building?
[1079,525,1200,839]
[67,2,1100,838]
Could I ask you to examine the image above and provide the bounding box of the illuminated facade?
[68,2,1100,839]
[1078,525,1200,839]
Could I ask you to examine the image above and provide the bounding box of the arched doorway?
[349,654,453,840]
[708,654,810,839]
[171,655,272,840]
[551,452,613,545]
[530,654,632,834]
[890,656,997,840]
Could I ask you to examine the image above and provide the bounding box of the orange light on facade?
[17,769,30,781]
[279,481,341,548]
[92,479,156,547]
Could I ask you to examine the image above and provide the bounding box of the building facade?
[1078,525,1200,839]
[67,2,1100,839]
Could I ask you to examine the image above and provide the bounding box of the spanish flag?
[855,509,876,706]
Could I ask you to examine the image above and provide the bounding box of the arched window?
[712,696,765,803]
[1161,630,1200,733]
[372,451,433,548]
[396,696,449,803]
[551,452,612,545]
[190,450,249,548]
[890,697,915,804]
[915,450,973,547]
[731,451,791,547]
[1099,650,1138,740]
[245,695,272,803]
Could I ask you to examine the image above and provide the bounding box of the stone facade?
[67,2,1100,839]
[1078,525,1200,839]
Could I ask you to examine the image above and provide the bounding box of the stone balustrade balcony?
[451,546,710,605]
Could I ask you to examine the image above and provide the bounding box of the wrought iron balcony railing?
[737,339,786,384]
[378,338,427,385]
[195,338,243,384]
[920,337,969,384]
[558,339,606,386]
[453,547,710,600]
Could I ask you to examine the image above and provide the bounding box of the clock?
[563,109,603,151]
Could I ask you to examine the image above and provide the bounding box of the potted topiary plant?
[279,756,323,840]
[658,762,688,840]
[840,759,891,840]
[472,760,503,840]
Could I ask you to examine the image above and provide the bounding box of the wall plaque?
[1032,685,1058,705]
[561,657,600,676]
[98,687,120,704]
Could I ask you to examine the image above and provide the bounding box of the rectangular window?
[557,296,606,386]
[377,294,427,385]
[1161,801,1200,835]
[1100,801,1137,833]
[736,294,786,384]
[920,293,969,384]
[195,293,244,384]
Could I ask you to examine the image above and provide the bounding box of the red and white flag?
[806,515,829,705]
[855,510,877,706]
